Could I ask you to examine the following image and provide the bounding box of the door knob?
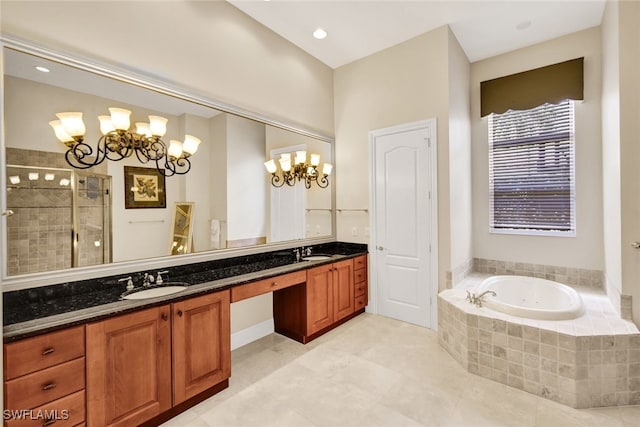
[376,246,384,251]
[1,210,14,217]
[632,242,640,249]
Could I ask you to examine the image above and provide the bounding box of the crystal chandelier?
[49,108,201,177]
[264,151,333,189]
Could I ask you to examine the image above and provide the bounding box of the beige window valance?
[480,57,584,117]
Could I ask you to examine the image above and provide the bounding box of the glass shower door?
[75,172,112,268]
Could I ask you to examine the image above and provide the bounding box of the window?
[488,100,575,235]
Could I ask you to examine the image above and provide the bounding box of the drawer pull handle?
[161,313,168,321]
[42,382,57,391]
[177,310,183,317]
[42,419,57,427]
[271,282,278,287]
[41,348,55,356]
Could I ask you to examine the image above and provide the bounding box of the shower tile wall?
[6,148,108,275]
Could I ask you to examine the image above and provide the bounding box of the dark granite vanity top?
[3,242,367,342]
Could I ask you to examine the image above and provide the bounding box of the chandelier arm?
[64,138,108,169]
[315,174,329,188]
[270,174,286,187]
[102,133,132,161]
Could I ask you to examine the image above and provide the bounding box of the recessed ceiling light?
[313,28,328,40]
[516,20,532,31]
[35,66,50,73]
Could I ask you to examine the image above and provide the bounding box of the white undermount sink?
[301,255,333,261]
[122,285,188,300]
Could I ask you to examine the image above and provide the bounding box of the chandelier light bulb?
[49,120,74,143]
[322,163,333,176]
[279,157,292,172]
[295,151,307,165]
[98,115,115,135]
[264,159,277,174]
[183,134,202,155]
[168,140,184,159]
[108,108,131,131]
[148,115,168,137]
[310,153,320,166]
[135,122,152,138]
[56,112,86,137]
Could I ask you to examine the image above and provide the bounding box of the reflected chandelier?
[50,108,201,177]
[264,151,332,189]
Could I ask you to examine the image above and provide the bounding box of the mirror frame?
[0,35,336,291]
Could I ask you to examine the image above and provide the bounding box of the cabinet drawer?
[4,326,85,380]
[5,390,85,427]
[5,358,85,411]
[354,282,366,298]
[231,270,307,302]
[355,295,367,310]
[354,255,367,270]
[354,268,366,284]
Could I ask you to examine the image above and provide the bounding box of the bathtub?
[475,275,585,320]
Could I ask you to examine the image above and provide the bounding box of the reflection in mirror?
[3,46,333,277]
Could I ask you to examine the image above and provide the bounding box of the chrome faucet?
[304,247,312,256]
[142,273,155,287]
[156,270,169,284]
[293,248,301,262]
[466,290,496,307]
[118,276,134,291]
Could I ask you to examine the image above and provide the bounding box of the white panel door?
[371,121,435,327]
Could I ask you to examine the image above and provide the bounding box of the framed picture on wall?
[124,166,166,209]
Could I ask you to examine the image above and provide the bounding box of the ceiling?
[228,0,606,68]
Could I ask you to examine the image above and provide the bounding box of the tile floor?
[161,313,640,426]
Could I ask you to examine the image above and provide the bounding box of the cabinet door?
[86,306,171,427]
[306,264,334,335]
[172,290,231,405]
[333,259,355,321]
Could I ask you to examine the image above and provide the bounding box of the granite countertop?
[3,243,367,342]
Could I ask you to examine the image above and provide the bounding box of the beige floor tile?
[162,313,640,427]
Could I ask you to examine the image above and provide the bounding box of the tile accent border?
[473,258,604,291]
[438,294,640,408]
[446,258,474,289]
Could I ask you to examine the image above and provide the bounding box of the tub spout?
[466,290,496,307]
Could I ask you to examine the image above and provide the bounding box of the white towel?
[210,219,221,249]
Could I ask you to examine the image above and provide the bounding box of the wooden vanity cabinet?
[86,290,231,427]
[86,305,172,427]
[3,326,86,427]
[274,258,362,343]
[172,291,230,405]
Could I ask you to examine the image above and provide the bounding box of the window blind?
[489,100,575,234]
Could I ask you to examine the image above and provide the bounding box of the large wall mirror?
[1,40,334,282]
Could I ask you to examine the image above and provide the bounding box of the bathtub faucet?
[466,290,496,307]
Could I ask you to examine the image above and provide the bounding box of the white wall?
[470,27,604,270]
[226,115,267,242]
[334,26,453,288]
[618,0,640,324]
[601,0,622,313]
[447,29,473,278]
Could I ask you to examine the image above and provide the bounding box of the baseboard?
[231,318,274,350]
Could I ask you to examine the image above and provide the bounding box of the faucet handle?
[156,270,169,285]
[118,276,134,291]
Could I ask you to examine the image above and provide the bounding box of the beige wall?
[601,0,622,313]
[447,29,473,277]
[470,27,604,270]
[334,25,453,289]
[0,1,334,136]
[618,0,640,324]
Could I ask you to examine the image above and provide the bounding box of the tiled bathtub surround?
[473,257,604,290]
[446,258,474,289]
[439,276,640,409]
